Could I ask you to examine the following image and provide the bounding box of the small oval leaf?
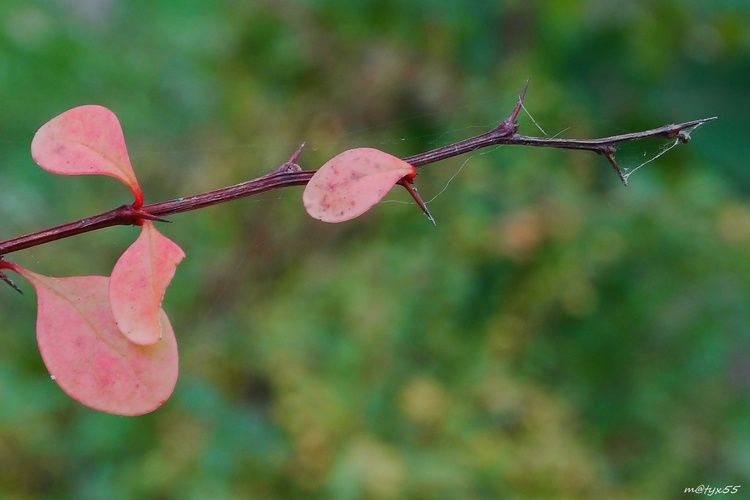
[110,221,185,346]
[303,147,415,223]
[13,267,178,416]
[31,105,144,207]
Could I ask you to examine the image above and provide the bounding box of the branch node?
[265,144,306,177]
[115,205,171,225]
[492,80,529,137]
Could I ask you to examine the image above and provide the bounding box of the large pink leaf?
[11,265,178,416]
[303,148,416,223]
[109,221,185,346]
[31,105,144,207]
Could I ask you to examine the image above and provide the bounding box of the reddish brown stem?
[0,83,715,258]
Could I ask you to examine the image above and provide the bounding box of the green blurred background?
[1,1,748,498]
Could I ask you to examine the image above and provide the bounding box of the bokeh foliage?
[1,1,749,498]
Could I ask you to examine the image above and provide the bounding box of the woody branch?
[0,84,715,259]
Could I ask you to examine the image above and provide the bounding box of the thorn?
[398,179,436,226]
[510,79,530,123]
[115,204,172,225]
[603,152,628,186]
[133,210,172,224]
[266,143,306,176]
[494,80,530,136]
[519,78,530,103]
[0,270,22,294]
[288,142,306,164]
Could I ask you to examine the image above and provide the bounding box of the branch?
[0,84,715,258]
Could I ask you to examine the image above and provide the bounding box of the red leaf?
[109,221,185,346]
[31,105,144,208]
[12,265,178,416]
[303,148,416,223]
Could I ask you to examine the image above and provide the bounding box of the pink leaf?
[303,147,416,223]
[31,105,144,208]
[110,221,185,346]
[11,266,178,416]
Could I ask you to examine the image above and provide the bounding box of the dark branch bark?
[0,84,716,258]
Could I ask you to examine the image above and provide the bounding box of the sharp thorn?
[603,153,628,186]
[288,142,306,164]
[135,210,172,223]
[0,270,23,294]
[265,144,306,177]
[424,207,437,226]
[399,179,437,226]
[510,79,530,123]
[520,78,530,101]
